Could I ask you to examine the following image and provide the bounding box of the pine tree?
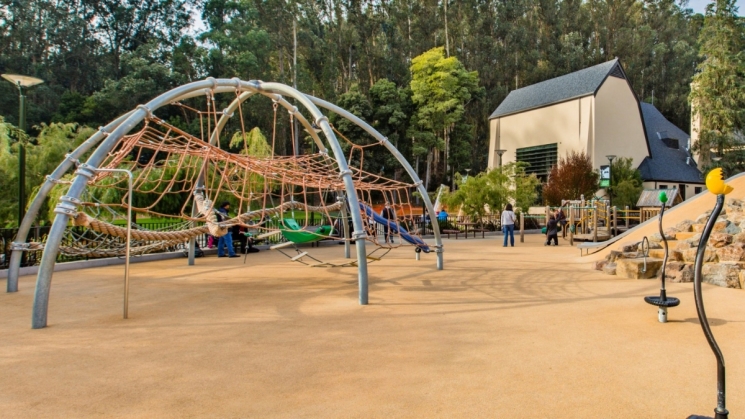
[689,0,745,173]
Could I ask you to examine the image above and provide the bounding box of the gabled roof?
[489,59,621,119]
[636,188,682,208]
[637,103,703,184]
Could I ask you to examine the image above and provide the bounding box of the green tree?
[409,47,482,189]
[689,0,745,173]
[609,157,643,208]
[442,162,539,222]
[542,151,599,205]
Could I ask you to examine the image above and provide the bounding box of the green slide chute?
[280,219,333,244]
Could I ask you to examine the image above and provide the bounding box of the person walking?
[501,203,517,247]
[216,202,239,258]
[545,214,559,246]
[381,202,395,243]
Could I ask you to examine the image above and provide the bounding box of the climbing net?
[33,90,427,258]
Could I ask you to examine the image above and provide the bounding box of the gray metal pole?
[520,211,524,243]
[260,83,370,304]
[32,79,224,328]
[7,111,134,292]
[94,168,133,319]
[307,95,444,270]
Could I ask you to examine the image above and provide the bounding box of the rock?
[675,220,694,232]
[713,220,730,232]
[676,241,693,251]
[734,233,745,243]
[715,243,745,262]
[727,198,744,209]
[695,212,711,224]
[594,260,607,271]
[649,233,663,243]
[620,241,641,252]
[616,258,663,279]
[608,251,623,262]
[623,251,641,259]
[603,263,617,275]
[708,232,732,248]
[725,223,742,235]
[692,224,706,233]
[702,263,742,288]
[663,228,678,239]
[682,247,717,263]
[740,270,745,289]
[665,262,694,283]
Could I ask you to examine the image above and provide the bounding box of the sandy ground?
[1,234,744,418]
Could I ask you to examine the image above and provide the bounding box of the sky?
[686,0,745,14]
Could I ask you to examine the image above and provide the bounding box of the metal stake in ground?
[643,191,679,322]
[687,167,733,419]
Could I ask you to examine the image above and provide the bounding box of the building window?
[516,143,558,180]
[679,184,686,200]
[695,187,703,194]
[659,184,668,189]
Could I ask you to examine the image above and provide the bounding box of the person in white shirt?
[500,203,517,247]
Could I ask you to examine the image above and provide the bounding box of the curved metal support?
[259,82,370,304]
[7,111,132,292]
[306,95,444,270]
[658,203,669,298]
[693,194,728,419]
[640,236,649,273]
[32,79,234,328]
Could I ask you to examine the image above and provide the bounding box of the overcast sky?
[685,0,745,14]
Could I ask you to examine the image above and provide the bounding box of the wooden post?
[624,205,629,228]
[520,211,525,243]
[580,195,586,234]
[612,206,617,238]
[569,206,574,246]
[592,205,598,242]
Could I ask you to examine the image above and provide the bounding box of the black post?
[18,87,26,225]
[691,194,728,419]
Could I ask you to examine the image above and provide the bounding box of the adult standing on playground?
[216,202,239,258]
[556,207,567,238]
[501,203,517,247]
[381,202,395,243]
[545,214,559,246]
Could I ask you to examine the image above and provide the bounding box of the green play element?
[280,218,333,244]
[658,191,668,203]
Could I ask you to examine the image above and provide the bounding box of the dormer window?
[657,131,679,149]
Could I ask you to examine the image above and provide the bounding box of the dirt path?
[1,235,743,418]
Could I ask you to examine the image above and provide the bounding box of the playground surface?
[1,235,744,418]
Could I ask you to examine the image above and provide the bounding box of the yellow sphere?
[706,168,734,195]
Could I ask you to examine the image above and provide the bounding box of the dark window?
[695,187,703,194]
[659,184,668,189]
[609,64,626,79]
[662,138,679,149]
[679,184,686,200]
[516,143,558,180]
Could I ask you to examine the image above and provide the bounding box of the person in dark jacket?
[216,202,239,257]
[545,214,559,246]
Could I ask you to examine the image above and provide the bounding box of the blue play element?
[359,203,431,253]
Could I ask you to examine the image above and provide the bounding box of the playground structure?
[5,78,444,328]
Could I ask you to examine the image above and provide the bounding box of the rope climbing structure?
[5,78,443,329]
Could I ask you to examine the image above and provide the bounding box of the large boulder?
[725,223,742,235]
[727,198,744,209]
[708,232,732,248]
[702,263,742,288]
[675,220,694,232]
[713,220,730,232]
[665,261,694,283]
[715,243,745,262]
[603,263,617,276]
[594,260,607,271]
[682,247,717,263]
[616,258,663,279]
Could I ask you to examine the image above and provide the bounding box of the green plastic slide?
[280,218,333,244]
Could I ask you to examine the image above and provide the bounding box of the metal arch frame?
[27,78,370,329]
[306,95,444,270]
[7,85,241,291]
[205,90,444,270]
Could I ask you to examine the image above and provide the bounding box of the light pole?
[496,149,506,169]
[2,74,44,225]
[606,154,616,212]
[463,168,471,183]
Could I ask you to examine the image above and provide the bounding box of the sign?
[600,165,610,187]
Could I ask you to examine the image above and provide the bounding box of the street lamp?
[463,168,471,183]
[2,74,44,225]
[496,149,506,168]
[606,155,616,212]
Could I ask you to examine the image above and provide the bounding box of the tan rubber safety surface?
[1,235,744,418]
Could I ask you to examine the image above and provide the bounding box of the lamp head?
[2,74,44,88]
[606,154,617,162]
